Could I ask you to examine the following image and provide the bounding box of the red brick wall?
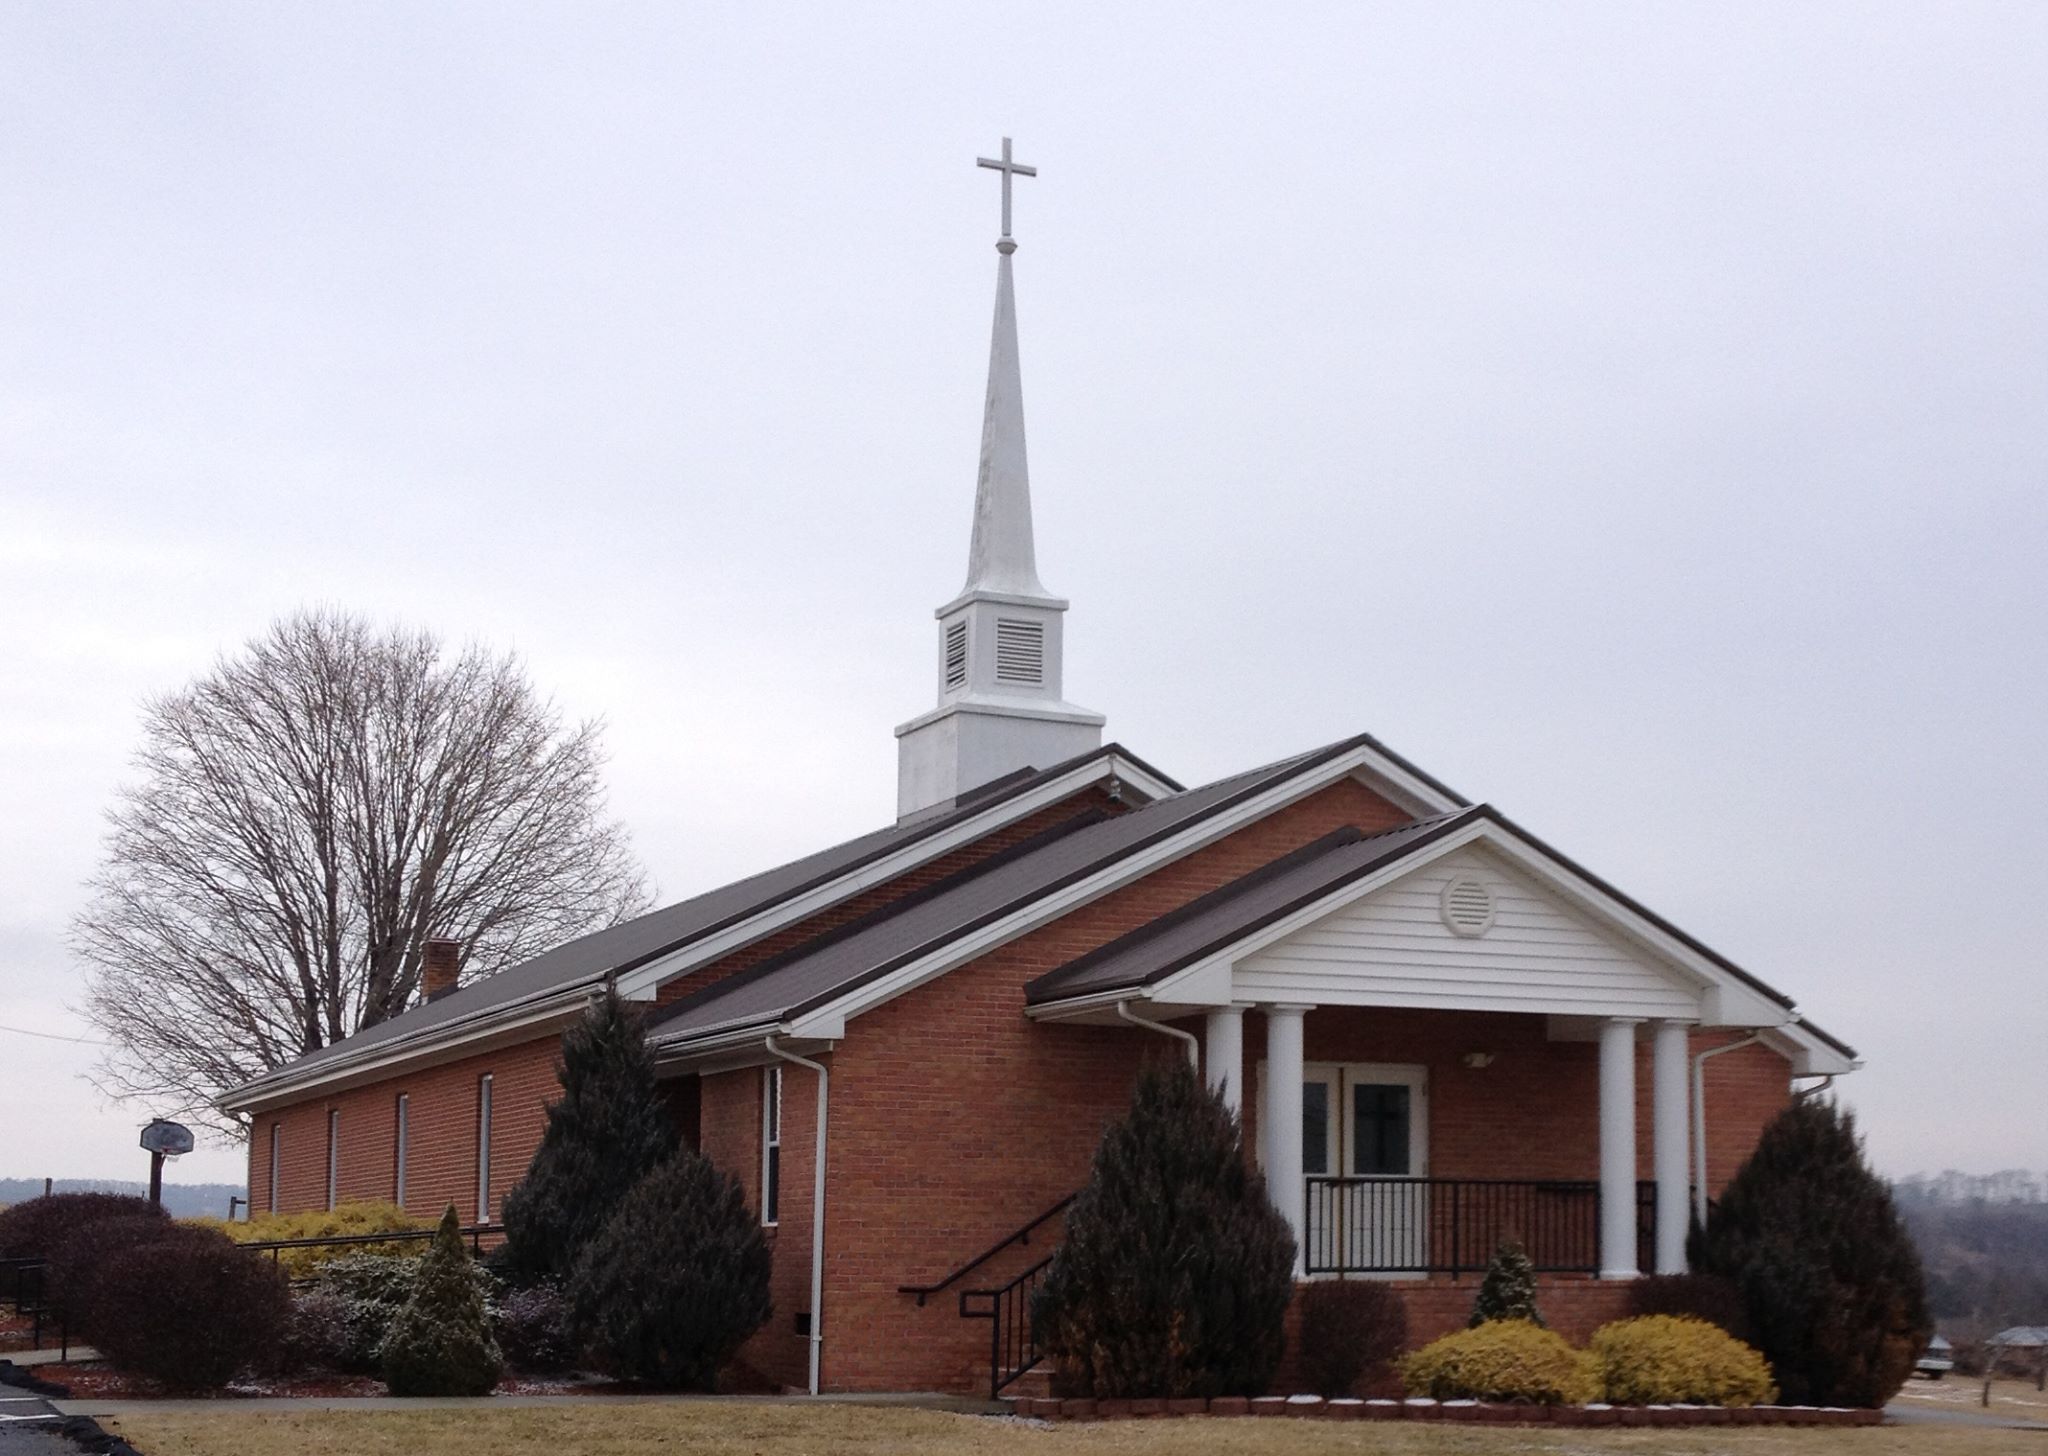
[812,777,1415,1391]
[248,785,1125,1222]
[247,1035,563,1223]
[246,768,1800,1399]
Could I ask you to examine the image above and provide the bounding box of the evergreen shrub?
[86,1225,290,1390]
[495,1282,577,1373]
[1626,1272,1753,1343]
[1689,1097,1931,1407]
[568,1152,771,1390]
[1589,1314,1777,1406]
[1400,1320,1598,1404]
[1299,1279,1409,1397]
[1030,1056,1296,1399]
[0,1192,165,1261]
[1469,1238,1544,1327]
[301,1249,495,1372]
[502,988,678,1283]
[380,1207,503,1396]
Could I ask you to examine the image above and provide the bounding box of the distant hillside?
[1894,1170,2048,1336]
[0,1178,246,1221]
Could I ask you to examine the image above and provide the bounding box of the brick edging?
[1007,1394,1884,1426]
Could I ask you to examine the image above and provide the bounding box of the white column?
[1205,1004,1246,1117]
[1652,1020,1692,1275]
[1263,1004,1310,1278]
[1598,1017,1643,1280]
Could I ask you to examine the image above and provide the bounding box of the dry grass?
[103,1403,2048,1456]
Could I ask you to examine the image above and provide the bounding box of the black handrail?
[236,1223,504,1260]
[1302,1176,1672,1276]
[897,1194,1074,1307]
[960,1253,1056,1399]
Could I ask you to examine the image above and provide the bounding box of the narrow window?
[268,1123,281,1214]
[762,1066,782,1226]
[476,1074,494,1221]
[325,1109,340,1211]
[394,1093,410,1208]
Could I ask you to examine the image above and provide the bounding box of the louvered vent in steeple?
[994,619,1045,685]
[943,621,968,691]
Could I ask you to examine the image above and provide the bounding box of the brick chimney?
[423,937,462,1003]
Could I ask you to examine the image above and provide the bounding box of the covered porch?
[1025,809,1857,1283]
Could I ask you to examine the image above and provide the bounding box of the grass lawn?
[102,1403,2048,1456]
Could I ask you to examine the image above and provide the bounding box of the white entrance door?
[1343,1065,1428,1272]
[1292,1062,1428,1273]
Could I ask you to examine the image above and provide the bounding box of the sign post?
[139,1119,195,1209]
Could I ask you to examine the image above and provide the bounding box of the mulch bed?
[1007,1394,1885,1427]
[13,1362,631,1401]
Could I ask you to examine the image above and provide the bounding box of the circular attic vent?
[1440,875,1496,938]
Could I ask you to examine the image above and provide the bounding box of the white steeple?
[895,138,1105,820]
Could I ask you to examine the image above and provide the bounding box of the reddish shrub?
[1299,1280,1409,1397]
[0,1193,166,1261]
[44,1214,174,1328]
[84,1226,290,1390]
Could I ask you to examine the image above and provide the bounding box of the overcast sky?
[3,3,2043,1188]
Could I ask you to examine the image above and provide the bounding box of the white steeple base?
[895,695,1104,820]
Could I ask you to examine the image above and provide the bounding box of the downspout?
[1793,1074,1836,1101]
[1691,1031,1767,1228]
[1117,1000,1200,1069]
[766,1036,830,1396]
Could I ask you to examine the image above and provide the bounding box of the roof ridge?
[648,805,1114,1028]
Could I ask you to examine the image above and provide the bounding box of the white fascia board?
[756,742,1429,1044]
[223,750,1168,1110]
[1129,817,1796,1031]
[1762,1023,1861,1077]
[612,750,1174,1004]
[218,995,594,1115]
[1346,752,1466,820]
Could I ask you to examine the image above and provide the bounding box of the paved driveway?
[0,1393,71,1456]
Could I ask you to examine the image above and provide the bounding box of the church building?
[223,140,1858,1398]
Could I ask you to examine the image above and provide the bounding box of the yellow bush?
[186,1201,430,1277]
[1400,1320,1600,1405]
[1590,1315,1778,1406]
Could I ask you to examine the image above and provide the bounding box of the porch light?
[1461,1052,1495,1069]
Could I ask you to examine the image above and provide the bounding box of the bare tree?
[74,608,651,1133]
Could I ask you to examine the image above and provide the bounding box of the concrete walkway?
[2,1349,98,1368]
[1884,1399,2048,1431]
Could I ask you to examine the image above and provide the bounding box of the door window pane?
[1352,1083,1411,1175]
[1302,1080,1330,1175]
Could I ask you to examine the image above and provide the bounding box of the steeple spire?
[962,138,1049,601]
[894,137,1105,820]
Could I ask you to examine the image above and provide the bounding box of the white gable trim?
[1033,816,1797,1034]
[613,748,1177,1004]
[1230,844,1706,1020]
[223,749,1176,1111]
[709,741,1462,1045]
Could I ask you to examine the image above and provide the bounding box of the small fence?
[1302,1177,1661,1276]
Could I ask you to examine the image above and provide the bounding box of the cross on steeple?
[977,136,1036,243]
